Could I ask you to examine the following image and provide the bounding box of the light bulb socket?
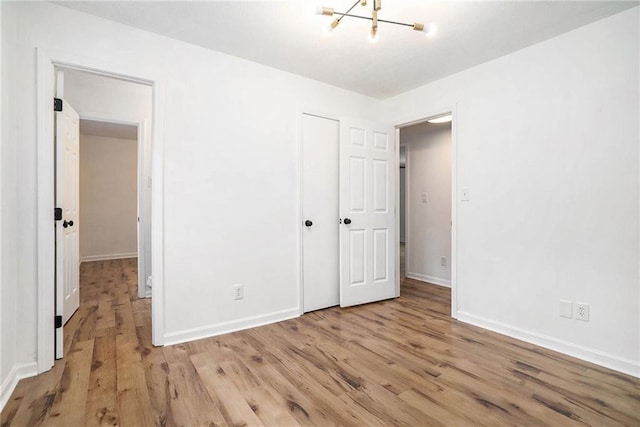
[412,23,425,32]
[330,19,340,30]
[360,0,367,5]
[314,5,334,16]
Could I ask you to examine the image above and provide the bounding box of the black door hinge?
[55,315,62,329]
[54,207,62,221]
[54,98,63,112]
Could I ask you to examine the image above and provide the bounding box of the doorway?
[53,68,153,359]
[36,47,164,372]
[396,110,457,317]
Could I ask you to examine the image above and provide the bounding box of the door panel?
[302,114,340,312]
[340,118,397,307]
[55,97,80,359]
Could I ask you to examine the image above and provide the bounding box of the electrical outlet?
[574,303,589,321]
[421,193,428,203]
[233,284,244,300]
[440,256,447,267]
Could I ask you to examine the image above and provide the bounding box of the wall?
[1,1,39,408]
[5,0,379,378]
[401,122,452,286]
[80,134,138,261]
[383,7,640,376]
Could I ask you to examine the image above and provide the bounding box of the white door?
[340,118,397,307]
[302,114,340,312]
[55,97,80,359]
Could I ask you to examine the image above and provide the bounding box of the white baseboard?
[406,272,451,288]
[163,308,300,346]
[0,362,38,412]
[457,311,640,378]
[80,252,137,263]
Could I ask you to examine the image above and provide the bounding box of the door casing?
[36,48,165,373]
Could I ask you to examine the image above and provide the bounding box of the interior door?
[302,113,340,312]
[55,96,80,359]
[340,118,397,307]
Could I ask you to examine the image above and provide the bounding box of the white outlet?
[440,256,447,267]
[574,303,589,321]
[233,284,244,300]
[421,193,428,203]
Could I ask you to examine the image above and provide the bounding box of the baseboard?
[80,252,137,263]
[406,272,451,288]
[163,308,300,346]
[457,311,640,378]
[0,362,38,412]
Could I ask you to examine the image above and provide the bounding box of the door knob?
[343,218,352,225]
[305,220,313,227]
[63,220,74,228]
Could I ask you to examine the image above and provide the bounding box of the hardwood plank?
[45,338,95,426]
[85,335,118,427]
[115,333,154,426]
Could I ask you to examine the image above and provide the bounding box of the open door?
[340,118,397,307]
[55,96,80,359]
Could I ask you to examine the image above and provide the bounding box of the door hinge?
[54,98,63,112]
[55,315,62,329]
[54,207,62,221]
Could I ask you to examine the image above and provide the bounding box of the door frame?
[77,114,149,299]
[36,48,165,373]
[399,142,409,279]
[394,105,458,318]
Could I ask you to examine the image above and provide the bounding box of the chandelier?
[315,0,436,42]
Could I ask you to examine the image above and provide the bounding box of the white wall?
[80,134,138,261]
[383,7,640,376]
[5,0,379,374]
[401,122,452,286]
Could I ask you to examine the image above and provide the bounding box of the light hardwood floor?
[2,258,639,426]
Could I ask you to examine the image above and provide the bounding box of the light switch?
[461,187,470,202]
[421,193,427,203]
[560,300,572,319]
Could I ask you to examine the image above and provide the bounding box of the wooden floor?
[2,259,639,426]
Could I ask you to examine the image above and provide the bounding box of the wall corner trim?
[457,311,640,378]
[162,308,300,347]
[0,362,38,412]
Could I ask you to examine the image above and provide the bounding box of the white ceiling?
[80,119,138,140]
[54,1,638,99]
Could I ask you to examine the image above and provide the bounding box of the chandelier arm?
[333,12,414,28]
[336,0,363,23]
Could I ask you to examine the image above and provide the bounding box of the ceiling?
[54,1,638,99]
[80,119,138,140]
